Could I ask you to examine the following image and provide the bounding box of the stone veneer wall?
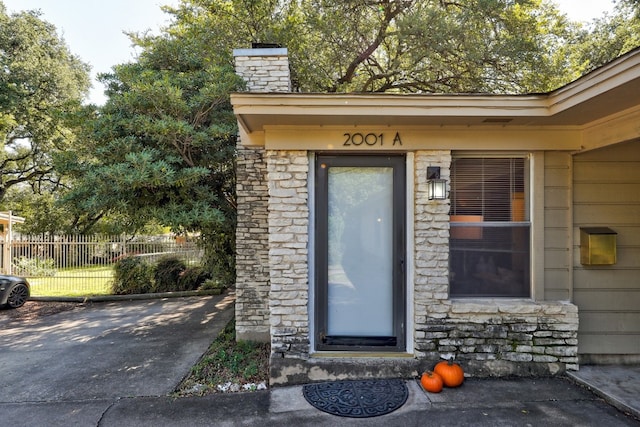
[413,151,452,322]
[417,300,579,375]
[234,48,291,342]
[266,151,310,359]
[412,151,579,375]
[235,144,270,342]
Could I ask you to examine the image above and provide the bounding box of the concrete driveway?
[0,293,234,403]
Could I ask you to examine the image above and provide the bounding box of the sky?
[2,0,616,105]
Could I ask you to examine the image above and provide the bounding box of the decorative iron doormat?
[302,379,408,418]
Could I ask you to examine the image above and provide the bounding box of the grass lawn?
[28,266,114,297]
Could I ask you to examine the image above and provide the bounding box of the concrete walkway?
[79,374,640,426]
[2,369,639,426]
[568,365,640,420]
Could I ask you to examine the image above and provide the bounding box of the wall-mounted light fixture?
[427,166,447,200]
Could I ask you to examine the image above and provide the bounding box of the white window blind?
[450,158,527,222]
[449,157,530,298]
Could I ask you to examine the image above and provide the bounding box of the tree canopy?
[61,30,244,282]
[0,3,90,204]
[162,0,585,94]
[573,0,640,73]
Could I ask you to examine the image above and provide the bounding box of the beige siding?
[573,139,640,356]
[544,152,572,301]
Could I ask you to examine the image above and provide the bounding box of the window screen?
[449,157,530,297]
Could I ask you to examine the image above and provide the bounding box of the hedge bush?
[12,256,57,277]
[111,255,222,295]
[153,256,187,293]
[198,278,226,292]
[111,256,154,295]
[178,266,211,291]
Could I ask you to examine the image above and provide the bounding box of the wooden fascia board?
[547,51,640,114]
[231,94,550,132]
[581,105,640,152]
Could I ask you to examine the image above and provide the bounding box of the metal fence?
[1,234,203,297]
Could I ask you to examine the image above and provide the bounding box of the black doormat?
[302,379,408,418]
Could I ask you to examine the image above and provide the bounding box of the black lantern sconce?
[427,166,447,200]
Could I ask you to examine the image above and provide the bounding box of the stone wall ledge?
[449,298,577,315]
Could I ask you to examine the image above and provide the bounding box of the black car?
[0,275,30,309]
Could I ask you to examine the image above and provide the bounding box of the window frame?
[448,153,533,298]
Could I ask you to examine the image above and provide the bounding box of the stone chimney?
[233,45,292,344]
[233,45,291,92]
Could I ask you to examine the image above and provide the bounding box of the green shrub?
[154,256,187,292]
[178,266,211,291]
[12,256,57,277]
[199,278,226,292]
[111,256,154,295]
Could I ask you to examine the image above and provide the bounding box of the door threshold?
[311,352,413,358]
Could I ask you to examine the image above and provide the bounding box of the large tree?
[165,0,581,93]
[63,33,244,283]
[0,3,90,205]
[573,0,640,73]
[287,0,581,93]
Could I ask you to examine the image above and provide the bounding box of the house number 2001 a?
[343,132,403,147]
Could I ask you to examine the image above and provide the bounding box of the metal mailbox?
[580,227,617,266]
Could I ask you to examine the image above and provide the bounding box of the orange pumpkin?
[420,370,443,393]
[434,360,464,387]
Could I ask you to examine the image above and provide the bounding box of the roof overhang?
[231,48,640,133]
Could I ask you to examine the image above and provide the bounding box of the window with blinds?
[449,157,530,297]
